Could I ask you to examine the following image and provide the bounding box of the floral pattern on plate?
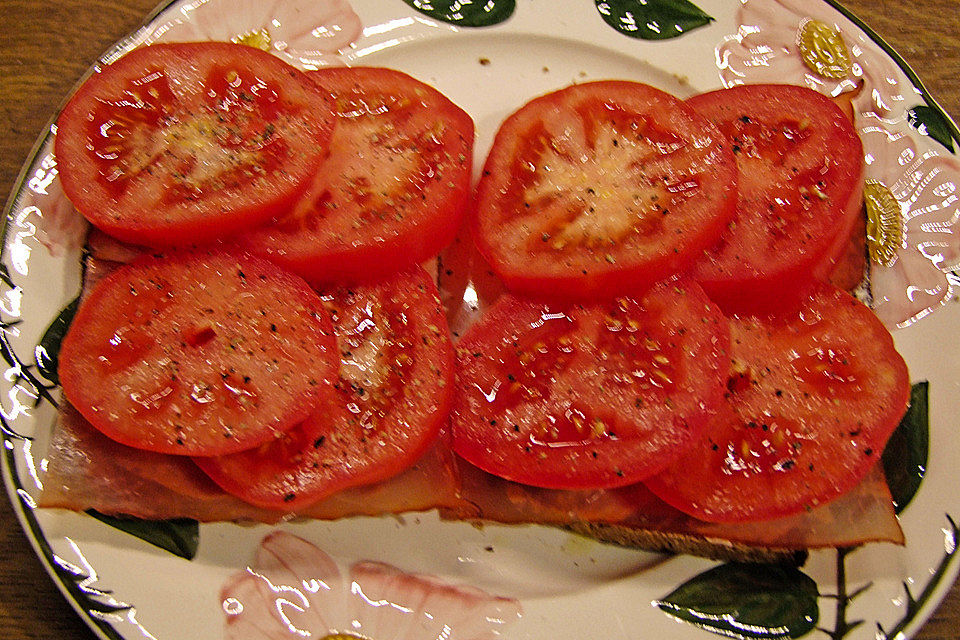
[11,150,88,261]
[222,532,522,639]
[143,0,362,68]
[717,0,960,328]
[1,1,959,640]
[860,115,960,327]
[717,0,906,115]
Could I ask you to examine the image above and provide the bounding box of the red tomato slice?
[473,81,738,301]
[58,251,339,456]
[644,284,910,523]
[54,42,336,246]
[686,84,865,314]
[236,67,474,284]
[451,278,730,490]
[194,266,455,509]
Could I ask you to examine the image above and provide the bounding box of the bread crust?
[565,521,808,565]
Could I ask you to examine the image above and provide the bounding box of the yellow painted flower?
[233,28,272,51]
[797,18,851,80]
[864,179,903,267]
[860,115,960,327]
[718,0,903,117]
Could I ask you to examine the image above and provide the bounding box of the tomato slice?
[236,66,474,284]
[58,251,339,456]
[686,84,865,314]
[54,42,336,246]
[194,266,455,509]
[451,278,730,490]
[473,81,738,301]
[644,283,910,523]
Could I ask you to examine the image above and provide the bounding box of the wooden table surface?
[1,1,958,638]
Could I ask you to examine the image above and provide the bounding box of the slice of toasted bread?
[448,456,901,565]
[35,213,903,564]
[37,397,902,564]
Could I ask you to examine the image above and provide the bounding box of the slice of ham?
[85,227,149,264]
[40,251,467,522]
[37,403,465,523]
[433,223,901,559]
[452,458,903,551]
[37,400,901,555]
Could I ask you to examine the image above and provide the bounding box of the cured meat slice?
[37,404,464,523]
[452,459,903,563]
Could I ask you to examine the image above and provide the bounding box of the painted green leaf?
[0,318,59,414]
[595,0,714,41]
[87,511,200,560]
[882,381,929,514]
[0,324,19,369]
[0,263,13,289]
[908,105,959,153]
[656,563,819,639]
[35,295,80,385]
[402,0,515,27]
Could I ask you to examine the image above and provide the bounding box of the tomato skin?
[236,67,474,285]
[54,42,336,247]
[473,81,738,302]
[58,251,339,456]
[195,266,455,510]
[644,283,910,523]
[451,278,730,490]
[686,84,864,314]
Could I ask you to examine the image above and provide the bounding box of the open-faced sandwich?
[37,41,911,565]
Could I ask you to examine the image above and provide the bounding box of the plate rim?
[1,1,959,639]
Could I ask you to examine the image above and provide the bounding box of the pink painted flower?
[11,147,88,262]
[859,114,960,328]
[221,531,522,639]
[716,0,960,328]
[144,0,362,68]
[717,0,911,117]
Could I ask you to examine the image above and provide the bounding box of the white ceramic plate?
[3,1,960,639]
